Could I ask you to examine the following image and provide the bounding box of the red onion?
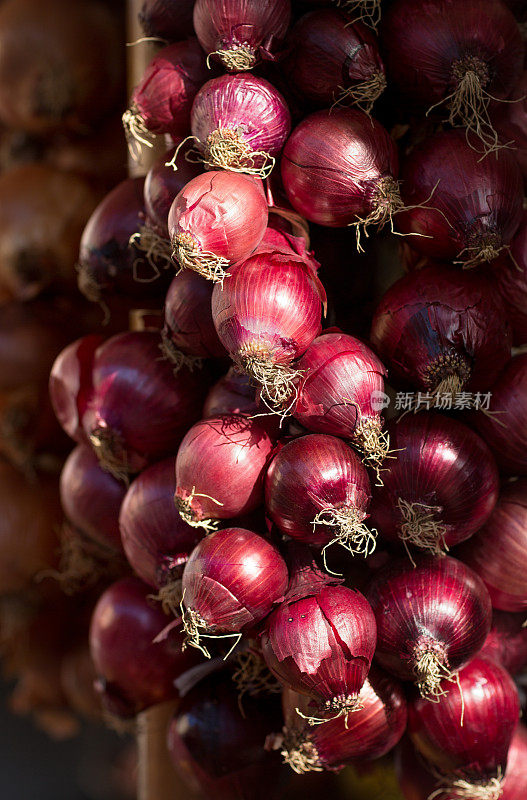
[60,444,126,553]
[123,40,209,154]
[89,577,199,718]
[283,10,386,111]
[469,354,527,476]
[496,70,527,183]
[49,334,103,444]
[265,434,375,562]
[492,213,527,346]
[370,264,512,402]
[175,414,274,530]
[383,0,524,153]
[261,548,377,721]
[398,130,523,266]
[370,413,499,555]
[78,178,169,307]
[139,0,195,41]
[366,555,492,700]
[255,226,320,275]
[480,611,527,676]
[133,142,202,269]
[397,724,527,800]
[281,108,400,238]
[203,367,258,418]
[187,73,291,178]
[293,332,390,475]
[167,670,286,800]
[161,270,227,370]
[181,527,288,656]
[83,331,207,481]
[278,666,407,772]
[119,456,201,606]
[407,657,520,797]
[211,252,324,412]
[193,0,291,72]
[458,479,527,613]
[168,170,268,282]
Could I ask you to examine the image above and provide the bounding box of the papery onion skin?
[139,0,195,40]
[175,414,274,525]
[255,226,320,275]
[458,479,527,613]
[143,142,202,240]
[492,212,527,346]
[211,252,324,387]
[281,666,407,770]
[83,331,207,479]
[283,10,386,110]
[397,724,527,800]
[371,264,512,395]
[49,335,103,444]
[181,527,289,633]
[407,657,520,783]
[397,130,523,264]
[163,271,227,360]
[480,611,527,676]
[193,0,291,71]
[119,456,202,590]
[265,434,372,550]
[89,577,199,718]
[382,0,523,112]
[293,331,388,443]
[168,171,268,280]
[366,555,492,691]
[469,354,527,476]
[369,413,499,552]
[281,107,399,227]
[261,555,377,713]
[126,39,209,141]
[60,444,126,553]
[190,73,291,173]
[78,178,169,303]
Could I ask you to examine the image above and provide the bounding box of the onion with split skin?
[193,0,291,72]
[366,555,492,702]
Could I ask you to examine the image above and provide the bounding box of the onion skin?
[89,577,199,718]
[370,264,512,395]
[0,0,123,135]
[163,271,227,360]
[366,555,492,693]
[496,70,527,183]
[283,10,386,110]
[480,611,527,675]
[139,0,195,40]
[181,527,289,633]
[370,413,499,552]
[203,367,258,419]
[78,177,170,304]
[49,334,102,444]
[458,479,527,613]
[261,558,377,715]
[193,0,291,71]
[127,39,209,140]
[0,164,100,301]
[469,354,527,476]
[281,666,407,770]
[60,445,126,553]
[190,73,291,173]
[281,108,399,227]
[84,331,208,479]
[398,130,523,264]
[168,171,268,280]
[407,657,520,784]
[492,212,527,346]
[382,0,523,111]
[175,414,274,525]
[143,142,203,240]
[264,434,372,550]
[119,456,202,590]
